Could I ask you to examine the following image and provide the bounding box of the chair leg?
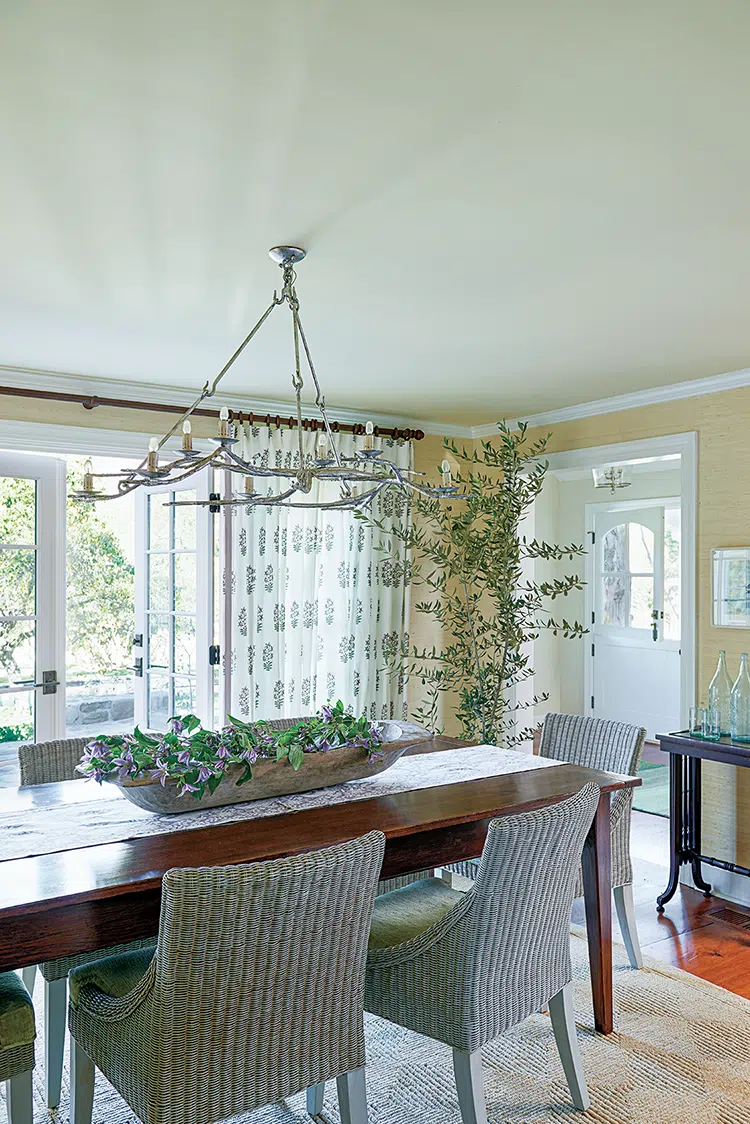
[20,965,37,995]
[6,1070,33,1124]
[452,1048,488,1124]
[336,1066,368,1124]
[613,883,643,969]
[45,975,67,1108]
[548,982,590,1111]
[306,1081,325,1116]
[70,1036,96,1124]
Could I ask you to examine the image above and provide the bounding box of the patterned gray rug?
[12,930,750,1123]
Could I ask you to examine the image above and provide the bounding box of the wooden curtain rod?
[0,384,425,441]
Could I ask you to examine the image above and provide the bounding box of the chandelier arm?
[207,295,284,399]
[292,302,344,471]
[289,297,306,467]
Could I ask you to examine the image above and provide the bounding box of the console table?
[656,730,750,910]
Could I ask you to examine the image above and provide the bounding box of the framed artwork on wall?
[712,548,750,627]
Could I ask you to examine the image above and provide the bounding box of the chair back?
[18,737,89,786]
[152,829,385,1117]
[540,712,646,777]
[412,784,600,1049]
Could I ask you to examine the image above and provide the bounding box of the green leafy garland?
[79,701,383,800]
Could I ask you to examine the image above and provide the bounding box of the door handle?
[651,609,660,642]
[2,671,59,694]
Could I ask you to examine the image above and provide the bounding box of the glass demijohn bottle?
[708,650,733,736]
[730,653,750,743]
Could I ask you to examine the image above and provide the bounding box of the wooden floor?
[573,810,750,1000]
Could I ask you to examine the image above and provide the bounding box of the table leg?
[657,752,684,911]
[581,789,612,1035]
[688,756,712,896]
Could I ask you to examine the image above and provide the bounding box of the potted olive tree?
[364,422,585,746]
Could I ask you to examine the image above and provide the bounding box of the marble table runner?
[0,745,563,862]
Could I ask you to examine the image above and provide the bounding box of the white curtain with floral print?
[228,424,412,723]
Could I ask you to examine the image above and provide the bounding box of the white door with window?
[134,473,215,731]
[587,500,681,740]
[0,452,66,747]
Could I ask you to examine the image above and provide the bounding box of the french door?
[134,471,214,731]
[587,499,681,740]
[0,453,66,745]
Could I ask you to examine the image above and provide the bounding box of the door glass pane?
[602,577,626,627]
[147,673,170,731]
[148,554,170,610]
[0,549,35,616]
[148,614,170,669]
[664,507,681,640]
[174,493,196,550]
[173,676,197,714]
[628,523,655,573]
[174,616,196,675]
[0,476,36,543]
[602,525,626,572]
[0,690,34,745]
[174,553,196,611]
[148,495,171,551]
[0,622,36,687]
[630,575,654,629]
[66,456,137,738]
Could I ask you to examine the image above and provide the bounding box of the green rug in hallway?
[633,761,669,817]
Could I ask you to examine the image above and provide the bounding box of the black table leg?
[688,755,712,896]
[657,752,684,911]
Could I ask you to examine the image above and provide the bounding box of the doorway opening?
[536,432,696,825]
[586,497,681,817]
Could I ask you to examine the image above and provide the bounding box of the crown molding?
[470,365,750,437]
[0,363,472,439]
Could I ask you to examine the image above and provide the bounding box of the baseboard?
[681,866,750,908]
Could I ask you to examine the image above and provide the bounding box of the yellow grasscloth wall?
[518,386,750,878]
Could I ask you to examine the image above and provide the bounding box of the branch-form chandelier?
[73,247,461,511]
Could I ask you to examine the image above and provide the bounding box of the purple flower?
[240,748,258,764]
[196,765,214,783]
[170,717,186,735]
[317,738,333,753]
[320,704,334,722]
[215,743,231,761]
[176,749,193,766]
[150,760,170,786]
[178,781,199,798]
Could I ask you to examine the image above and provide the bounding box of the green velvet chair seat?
[69,946,156,1007]
[368,877,463,950]
[0,971,36,1051]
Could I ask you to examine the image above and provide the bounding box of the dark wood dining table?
[0,736,639,1035]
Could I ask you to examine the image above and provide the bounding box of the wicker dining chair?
[18,735,157,1110]
[0,971,36,1124]
[311,784,600,1122]
[447,713,647,970]
[68,830,385,1124]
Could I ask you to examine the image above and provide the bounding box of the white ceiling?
[1,1,749,427]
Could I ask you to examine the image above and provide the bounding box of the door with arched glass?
[590,501,681,739]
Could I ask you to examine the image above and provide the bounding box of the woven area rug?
[13,931,750,1123]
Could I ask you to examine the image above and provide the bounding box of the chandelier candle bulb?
[218,407,230,438]
[244,477,254,496]
[364,421,375,451]
[441,459,453,488]
[147,437,159,472]
[82,458,95,493]
[181,419,193,451]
